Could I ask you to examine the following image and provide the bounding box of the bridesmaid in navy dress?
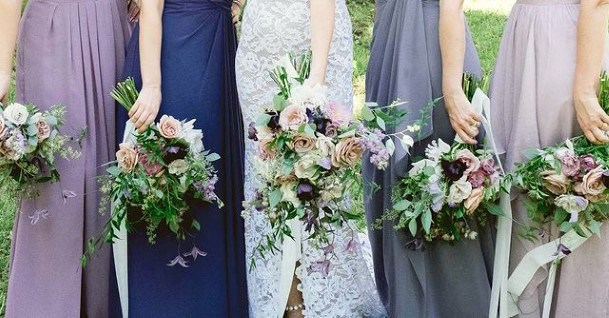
[115,0,249,316]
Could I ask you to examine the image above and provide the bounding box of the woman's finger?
[138,114,156,133]
[457,128,477,145]
[591,126,609,144]
[128,100,140,118]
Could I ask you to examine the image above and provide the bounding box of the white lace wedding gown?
[235,1,386,317]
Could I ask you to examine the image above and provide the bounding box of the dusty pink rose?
[257,138,277,160]
[139,153,164,176]
[0,116,6,140]
[116,143,139,173]
[325,123,339,138]
[468,169,486,188]
[541,170,569,195]
[278,105,308,131]
[480,158,496,176]
[332,137,364,168]
[158,115,182,139]
[35,117,51,141]
[464,187,484,215]
[326,101,352,127]
[456,149,481,175]
[291,133,316,153]
[580,166,607,197]
[579,155,599,172]
[556,149,580,177]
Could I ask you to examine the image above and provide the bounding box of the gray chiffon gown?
[364,1,495,317]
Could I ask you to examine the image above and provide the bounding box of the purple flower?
[603,170,609,188]
[317,157,332,170]
[183,245,207,261]
[580,155,599,172]
[167,255,189,268]
[468,170,486,188]
[322,244,334,256]
[480,158,496,176]
[441,159,467,182]
[29,209,49,225]
[308,260,331,278]
[164,145,188,163]
[554,243,572,256]
[560,154,581,178]
[345,239,358,254]
[296,181,315,202]
[247,122,258,141]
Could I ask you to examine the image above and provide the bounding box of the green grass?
[0,1,509,315]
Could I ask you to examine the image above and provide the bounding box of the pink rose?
[456,149,481,175]
[480,158,496,176]
[541,170,569,195]
[139,153,164,176]
[278,105,308,131]
[581,166,607,197]
[257,138,277,160]
[325,123,339,138]
[158,115,182,139]
[116,143,139,173]
[332,137,364,168]
[468,169,486,188]
[326,101,352,127]
[579,155,599,173]
[464,187,484,215]
[35,117,51,142]
[291,133,316,153]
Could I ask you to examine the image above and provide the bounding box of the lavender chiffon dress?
[6,0,129,317]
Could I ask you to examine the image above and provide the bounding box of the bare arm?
[573,0,609,144]
[0,0,23,104]
[439,0,481,145]
[308,0,336,86]
[232,0,246,24]
[129,0,164,133]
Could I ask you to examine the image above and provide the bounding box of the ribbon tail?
[489,192,513,318]
[276,219,303,317]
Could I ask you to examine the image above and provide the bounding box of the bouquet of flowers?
[246,53,402,261]
[85,78,222,267]
[388,74,506,249]
[0,102,81,197]
[514,73,609,238]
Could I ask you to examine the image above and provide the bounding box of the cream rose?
[294,154,321,180]
[116,143,139,173]
[332,137,364,168]
[580,166,607,197]
[555,194,589,222]
[280,182,301,207]
[464,187,484,215]
[168,159,189,175]
[278,105,308,131]
[158,115,182,139]
[541,170,569,195]
[35,117,51,142]
[291,133,316,153]
[0,116,6,139]
[456,149,481,175]
[316,135,335,158]
[447,178,473,206]
[4,103,29,126]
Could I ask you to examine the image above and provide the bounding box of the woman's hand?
[574,92,609,144]
[129,85,161,133]
[231,0,244,25]
[0,71,10,105]
[444,89,482,145]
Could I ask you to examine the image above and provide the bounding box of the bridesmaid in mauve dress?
[490,1,609,316]
[114,0,249,316]
[0,0,129,317]
[364,0,495,317]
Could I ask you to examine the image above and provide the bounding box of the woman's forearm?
[309,0,336,83]
[574,0,609,97]
[0,0,23,75]
[139,0,164,89]
[439,0,466,96]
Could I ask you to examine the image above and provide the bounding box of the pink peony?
[468,169,487,188]
[326,101,352,127]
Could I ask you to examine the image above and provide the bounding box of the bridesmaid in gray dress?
[364,0,495,317]
[0,0,129,316]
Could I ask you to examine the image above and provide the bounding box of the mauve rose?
[257,138,276,160]
[456,149,481,175]
[541,170,569,195]
[332,137,364,168]
[480,158,496,176]
[560,153,581,177]
[580,166,607,197]
[325,123,338,138]
[158,115,182,139]
[464,187,484,215]
[580,155,599,172]
[468,169,486,188]
[291,133,316,153]
[278,105,308,130]
[116,143,139,173]
[139,153,164,176]
[35,117,51,141]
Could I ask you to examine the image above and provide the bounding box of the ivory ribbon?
[113,120,136,318]
[276,219,303,317]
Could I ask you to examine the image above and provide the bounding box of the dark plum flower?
[164,145,188,164]
[247,122,258,141]
[603,170,609,188]
[296,181,315,202]
[313,117,330,134]
[266,112,281,131]
[441,159,467,182]
[554,243,572,256]
[306,108,314,121]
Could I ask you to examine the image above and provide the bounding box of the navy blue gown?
[114,1,249,316]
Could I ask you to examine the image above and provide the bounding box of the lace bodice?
[236,1,386,317]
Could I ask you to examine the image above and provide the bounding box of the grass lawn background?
[0,1,511,315]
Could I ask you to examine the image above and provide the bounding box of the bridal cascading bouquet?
[389,74,507,249]
[245,54,400,264]
[0,102,81,198]
[83,78,222,267]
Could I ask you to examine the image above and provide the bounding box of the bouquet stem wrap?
[113,120,136,318]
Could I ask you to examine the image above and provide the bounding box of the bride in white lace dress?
[235,0,386,317]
